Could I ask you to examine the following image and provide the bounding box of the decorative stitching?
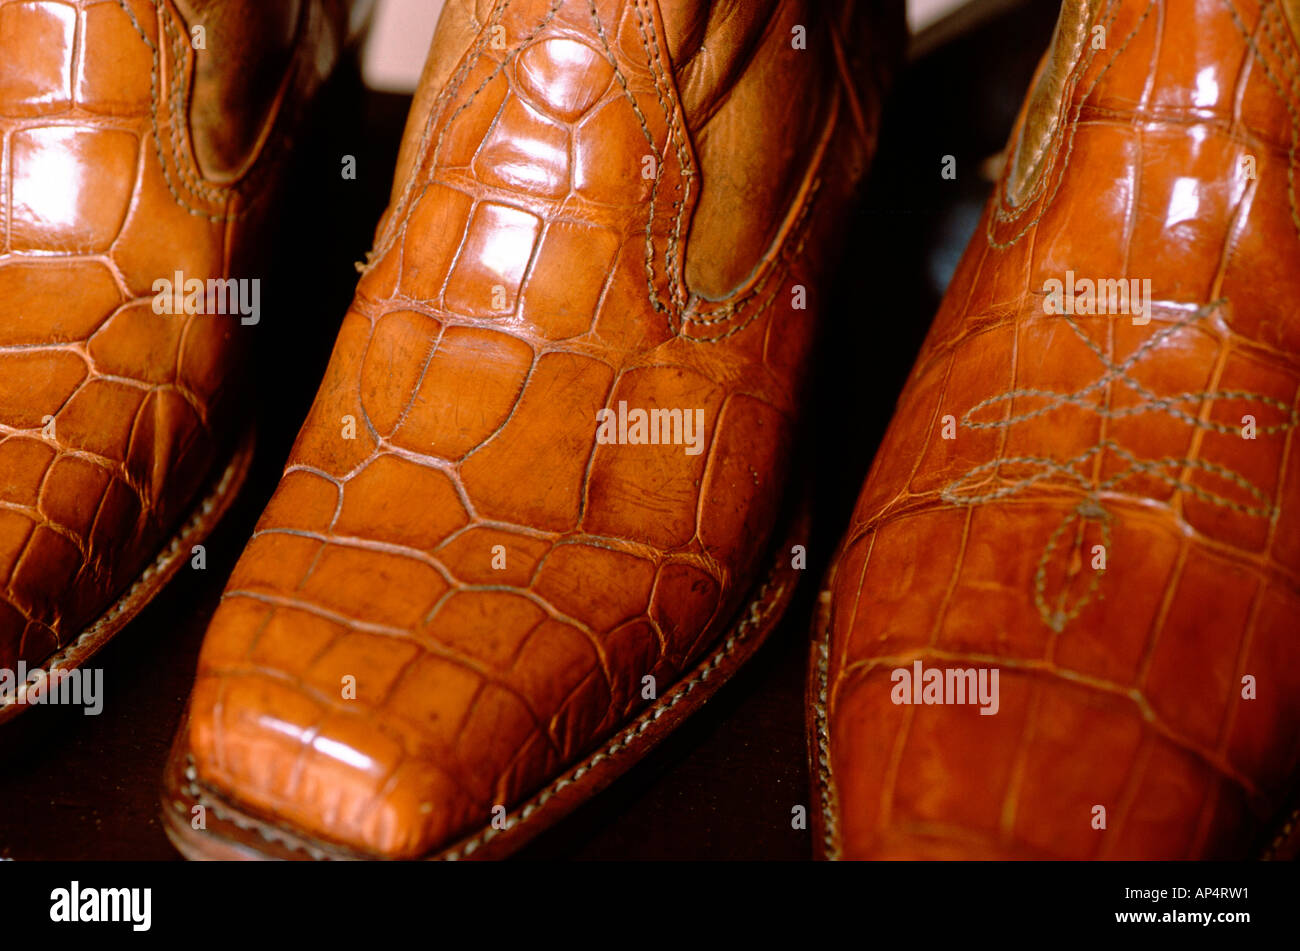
[939,300,1298,632]
[1225,0,1300,239]
[986,0,1149,249]
[1003,0,1096,210]
[616,0,831,343]
[113,0,307,221]
[585,0,671,316]
[629,0,691,320]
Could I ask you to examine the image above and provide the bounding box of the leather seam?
[985,0,1146,250]
[812,633,839,859]
[161,0,307,201]
[368,0,563,267]
[111,0,248,221]
[1004,0,1093,209]
[626,0,826,343]
[630,0,690,323]
[1232,0,1300,239]
[584,0,670,317]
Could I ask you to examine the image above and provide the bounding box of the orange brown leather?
[175,0,901,859]
[0,1,351,707]
[814,0,1300,859]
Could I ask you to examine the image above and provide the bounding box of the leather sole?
[806,560,1300,861]
[160,499,810,861]
[0,429,256,725]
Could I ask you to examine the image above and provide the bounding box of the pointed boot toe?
[164,0,903,859]
[0,0,354,721]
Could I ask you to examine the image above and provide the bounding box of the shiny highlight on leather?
[176,0,899,860]
[0,1,348,696]
[816,0,1300,860]
[1003,0,1096,208]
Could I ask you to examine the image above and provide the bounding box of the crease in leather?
[174,0,305,183]
[113,0,340,221]
[678,0,837,298]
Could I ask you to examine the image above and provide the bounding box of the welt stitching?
[0,450,241,711]
[813,635,839,859]
[445,576,783,859]
[181,571,787,860]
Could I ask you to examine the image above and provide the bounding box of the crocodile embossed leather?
[812,0,1300,859]
[162,0,901,860]
[0,0,353,722]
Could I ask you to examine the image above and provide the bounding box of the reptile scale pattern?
[818,0,1300,859]
[0,1,345,684]
[182,0,894,858]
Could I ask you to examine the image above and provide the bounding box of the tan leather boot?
[812,0,1300,860]
[0,1,359,721]
[163,0,902,860]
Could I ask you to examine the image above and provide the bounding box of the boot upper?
[820,0,1300,860]
[0,0,349,690]
[183,0,898,858]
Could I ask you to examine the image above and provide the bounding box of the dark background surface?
[0,0,1061,860]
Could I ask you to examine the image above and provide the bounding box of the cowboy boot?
[0,0,365,721]
[812,0,1300,859]
[162,0,903,860]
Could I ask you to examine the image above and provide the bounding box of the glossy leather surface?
[181,0,899,858]
[0,2,349,680]
[818,0,1300,859]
